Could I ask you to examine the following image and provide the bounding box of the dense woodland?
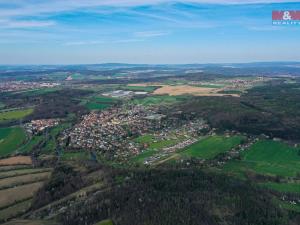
[177,81,300,140]
[0,89,90,127]
[53,167,293,225]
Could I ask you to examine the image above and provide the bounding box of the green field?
[0,102,4,109]
[40,123,71,153]
[21,87,61,96]
[131,149,157,163]
[0,108,33,122]
[61,151,90,161]
[18,123,70,154]
[131,134,184,163]
[133,95,189,106]
[135,134,182,150]
[93,219,114,225]
[181,135,245,159]
[275,199,300,213]
[134,134,155,144]
[0,127,27,156]
[223,140,300,177]
[259,182,300,194]
[86,96,118,110]
[18,135,43,153]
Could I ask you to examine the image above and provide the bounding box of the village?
[24,118,60,134]
[60,104,210,161]
[0,81,60,92]
[61,104,166,159]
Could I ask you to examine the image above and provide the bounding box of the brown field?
[153,85,239,97]
[0,156,32,166]
[0,168,51,179]
[0,172,51,189]
[0,199,32,221]
[0,181,44,208]
[0,165,31,172]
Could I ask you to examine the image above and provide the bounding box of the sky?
[0,0,300,64]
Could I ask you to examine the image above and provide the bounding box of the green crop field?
[61,151,90,161]
[133,95,189,106]
[0,108,33,122]
[134,134,155,144]
[132,134,185,163]
[86,102,111,110]
[259,182,300,194]
[0,127,27,156]
[135,134,182,150]
[18,135,43,153]
[223,140,300,177]
[131,149,157,163]
[21,87,61,96]
[181,135,245,159]
[86,96,118,110]
[93,219,114,225]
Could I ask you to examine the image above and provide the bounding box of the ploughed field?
[0,156,52,223]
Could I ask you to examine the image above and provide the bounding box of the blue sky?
[0,0,300,64]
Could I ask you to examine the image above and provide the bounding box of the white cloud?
[0,0,299,19]
[64,41,104,46]
[134,30,170,38]
[0,19,55,28]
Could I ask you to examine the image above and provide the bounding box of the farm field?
[134,134,185,150]
[0,181,44,208]
[125,85,158,92]
[0,172,50,189]
[181,135,245,159]
[93,219,114,225]
[0,108,33,122]
[132,134,187,163]
[0,156,52,222]
[0,127,27,156]
[0,165,31,172]
[259,182,300,194]
[85,96,118,110]
[222,140,300,177]
[131,149,157,163]
[0,168,51,179]
[0,199,32,221]
[0,156,32,166]
[61,151,90,161]
[153,85,239,97]
[18,135,44,153]
[17,87,61,96]
[133,95,189,106]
